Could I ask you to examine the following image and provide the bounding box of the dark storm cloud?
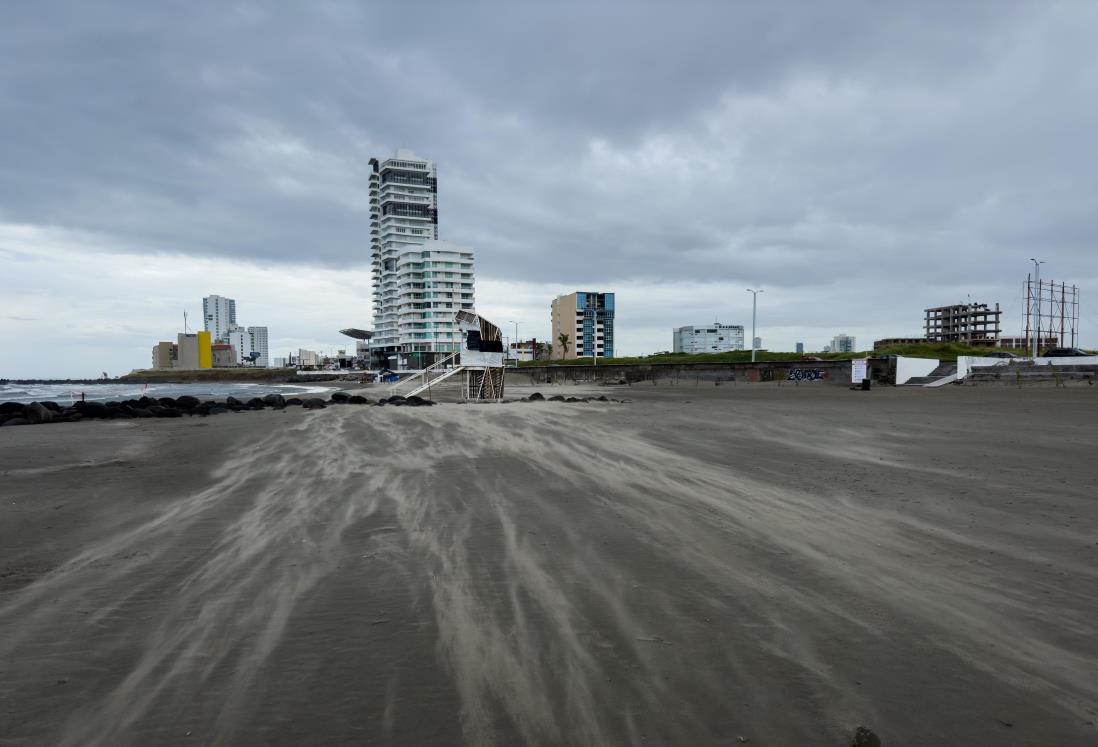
[2,0,1097,302]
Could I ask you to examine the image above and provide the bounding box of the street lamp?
[509,320,520,364]
[1029,258,1044,359]
[746,288,763,362]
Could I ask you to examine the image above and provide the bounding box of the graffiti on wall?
[787,368,827,382]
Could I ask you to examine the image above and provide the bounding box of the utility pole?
[1029,258,1044,358]
[746,288,763,362]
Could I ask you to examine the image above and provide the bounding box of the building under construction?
[924,303,1001,346]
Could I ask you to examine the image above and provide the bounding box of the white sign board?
[851,359,868,382]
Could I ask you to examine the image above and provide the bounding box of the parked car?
[1042,347,1090,357]
[984,351,1018,358]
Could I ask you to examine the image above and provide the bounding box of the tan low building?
[151,341,177,369]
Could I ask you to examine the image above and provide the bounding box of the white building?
[225,325,251,364]
[298,349,320,368]
[831,334,857,353]
[369,150,475,368]
[248,326,269,367]
[202,295,236,341]
[673,323,745,354]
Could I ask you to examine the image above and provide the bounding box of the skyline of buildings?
[201,294,269,366]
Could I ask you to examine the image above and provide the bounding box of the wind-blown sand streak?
[1,386,1096,745]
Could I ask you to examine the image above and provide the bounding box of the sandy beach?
[1,383,1097,745]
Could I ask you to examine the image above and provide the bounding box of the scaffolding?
[1024,276,1079,350]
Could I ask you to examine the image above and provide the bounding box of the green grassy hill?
[519,343,1032,367]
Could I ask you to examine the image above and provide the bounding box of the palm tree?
[557,333,571,359]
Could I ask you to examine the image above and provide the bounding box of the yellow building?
[197,330,212,369]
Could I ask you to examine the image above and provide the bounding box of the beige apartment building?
[550,291,616,359]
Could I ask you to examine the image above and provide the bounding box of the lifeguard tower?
[386,311,506,401]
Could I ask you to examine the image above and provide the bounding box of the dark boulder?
[157,397,177,408]
[155,408,182,418]
[302,398,327,409]
[225,396,244,409]
[192,404,212,416]
[329,392,351,404]
[548,395,565,402]
[61,412,84,422]
[595,395,609,402]
[246,398,266,410]
[262,393,286,407]
[404,395,434,407]
[175,395,200,409]
[527,392,545,401]
[0,402,25,415]
[286,398,303,406]
[130,408,154,418]
[348,395,369,404]
[139,396,157,407]
[851,726,882,747]
[208,406,229,415]
[75,401,110,418]
[40,401,62,412]
[1,418,29,426]
[25,402,55,424]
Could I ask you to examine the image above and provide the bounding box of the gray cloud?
[2,0,1097,362]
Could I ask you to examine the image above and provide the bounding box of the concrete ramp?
[924,373,958,387]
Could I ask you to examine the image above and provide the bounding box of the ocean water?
[0,382,340,405]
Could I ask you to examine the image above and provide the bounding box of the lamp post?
[509,320,520,365]
[1029,258,1044,359]
[746,288,763,362]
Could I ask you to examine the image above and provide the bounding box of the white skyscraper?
[369,150,474,368]
[248,326,269,367]
[202,295,236,341]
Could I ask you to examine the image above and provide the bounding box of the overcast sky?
[2,1,1097,378]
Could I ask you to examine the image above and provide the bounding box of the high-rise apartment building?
[795,342,804,354]
[203,295,236,341]
[830,334,857,353]
[369,150,475,368]
[551,292,615,359]
[226,325,251,364]
[673,323,744,354]
[247,326,269,367]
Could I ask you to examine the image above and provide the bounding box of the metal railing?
[387,351,460,395]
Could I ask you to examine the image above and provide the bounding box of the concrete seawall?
[508,359,871,386]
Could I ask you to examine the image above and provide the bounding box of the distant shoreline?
[3,369,366,386]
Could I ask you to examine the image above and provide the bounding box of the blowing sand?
[1,383,1096,745]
